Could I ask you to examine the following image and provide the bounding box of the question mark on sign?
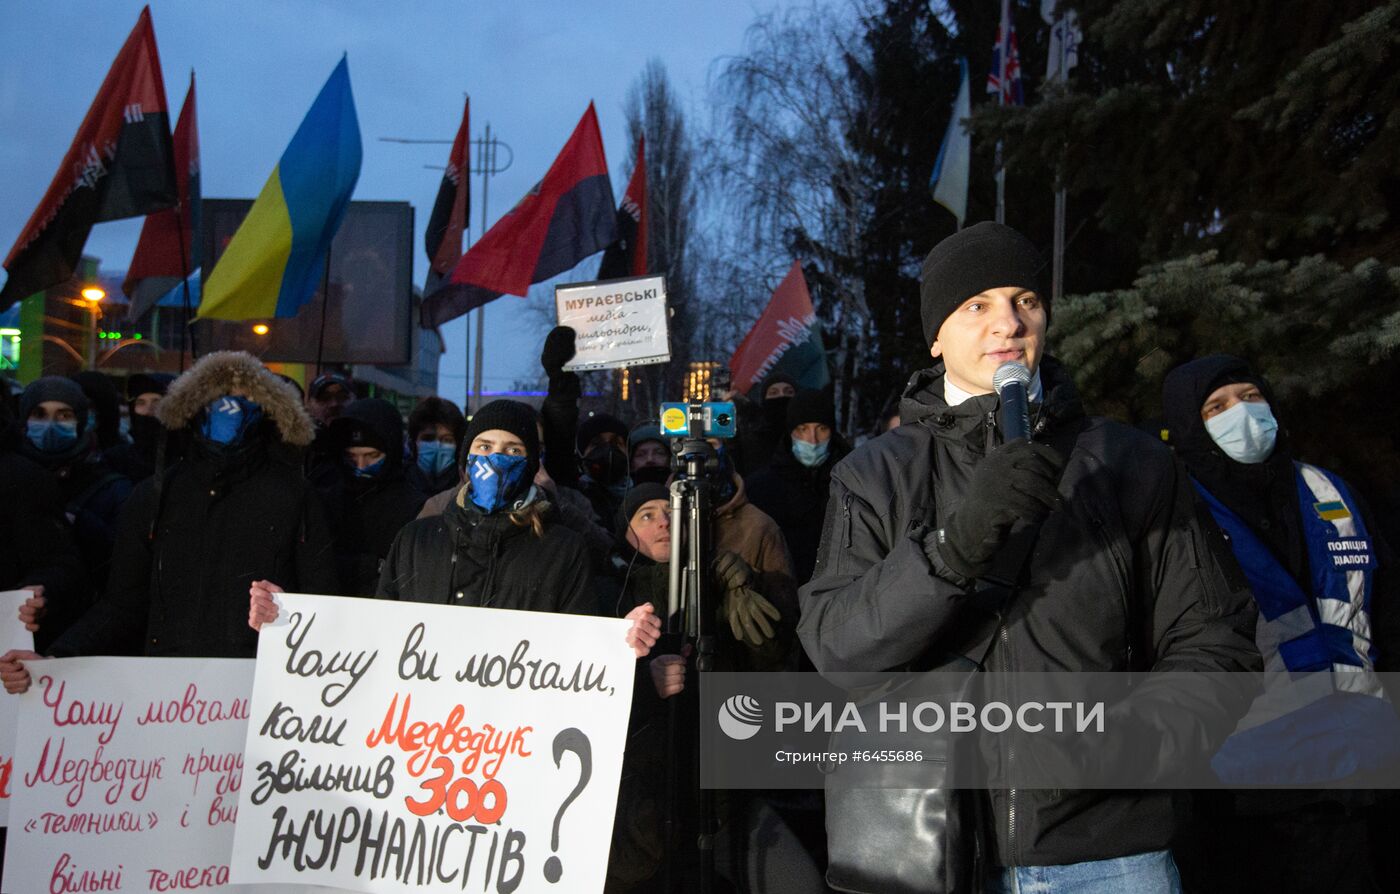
[543,727,592,883]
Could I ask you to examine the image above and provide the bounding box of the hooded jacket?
[378,488,595,616]
[48,352,338,659]
[17,376,133,595]
[745,432,852,585]
[798,358,1259,867]
[320,399,426,596]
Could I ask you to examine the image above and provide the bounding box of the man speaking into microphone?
[798,222,1260,893]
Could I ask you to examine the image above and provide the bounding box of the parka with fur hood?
[48,352,339,659]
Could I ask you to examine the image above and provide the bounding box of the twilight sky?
[0,0,787,397]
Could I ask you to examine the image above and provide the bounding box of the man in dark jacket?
[745,389,851,585]
[798,223,1259,889]
[1163,354,1400,894]
[104,372,176,482]
[1,351,339,676]
[404,395,466,499]
[17,377,132,597]
[321,398,427,596]
[377,399,596,614]
[0,398,86,654]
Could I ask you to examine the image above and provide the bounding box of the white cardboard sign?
[0,590,35,827]
[556,275,670,370]
[230,593,636,894]
[1,656,335,893]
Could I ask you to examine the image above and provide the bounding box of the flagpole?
[174,198,195,372]
[472,122,491,413]
[994,0,1011,225]
[315,247,332,374]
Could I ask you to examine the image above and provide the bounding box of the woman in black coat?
[248,400,659,653]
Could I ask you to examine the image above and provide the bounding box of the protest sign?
[0,590,34,827]
[231,593,636,894]
[556,274,670,370]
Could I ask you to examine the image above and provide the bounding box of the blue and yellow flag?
[197,57,361,321]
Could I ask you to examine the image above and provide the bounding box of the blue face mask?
[349,456,386,479]
[200,396,263,446]
[417,441,457,476]
[465,452,531,513]
[792,437,830,468]
[1205,400,1278,464]
[27,418,79,453]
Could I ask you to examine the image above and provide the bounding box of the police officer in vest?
[1163,353,1400,894]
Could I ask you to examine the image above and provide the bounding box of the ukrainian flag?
[197,57,361,321]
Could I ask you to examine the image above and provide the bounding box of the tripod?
[662,426,721,894]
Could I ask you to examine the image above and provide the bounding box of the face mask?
[128,413,163,449]
[582,444,629,486]
[27,419,79,453]
[466,452,531,513]
[792,437,830,468]
[201,396,263,446]
[349,456,386,479]
[1205,401,1278,464]
[764,397,792,430]
[417,441,457,476]
[632,465,670,486]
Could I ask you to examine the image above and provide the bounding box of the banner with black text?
[230,593,635,894]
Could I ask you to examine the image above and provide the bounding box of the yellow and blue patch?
[1313,500,1352,522]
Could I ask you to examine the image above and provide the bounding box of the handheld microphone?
[993,361,1032,442]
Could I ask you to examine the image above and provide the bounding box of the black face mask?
[582,444,629,485]
[128,413,164,450]
[631,464,670,486]
[763,397,792,431]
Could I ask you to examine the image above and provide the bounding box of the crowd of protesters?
[1,222,1398,893]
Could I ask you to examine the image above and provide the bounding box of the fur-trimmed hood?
[157,351,315,447]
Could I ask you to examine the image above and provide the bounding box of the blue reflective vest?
[1197,462,1400,783]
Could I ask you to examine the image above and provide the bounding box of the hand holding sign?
[0,649,40,695]
[249,579,285,631]
[624,602,661,658]
[19,585,46,633]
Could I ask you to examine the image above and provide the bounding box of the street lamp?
[81,286,105,369]
[252,323,270,336]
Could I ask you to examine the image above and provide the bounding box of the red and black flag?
[425,97,471,284]
[423,102,616,328]
[124,71,200,320]
[597,136,647,280]
[1,6,177,313]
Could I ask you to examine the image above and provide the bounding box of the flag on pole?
[124,72,200,320]
[1041,0,1083,83]
[931,59,971,228]
[0,6,176,312]
[422,103,616,328]
[986,0,1024,106]
[197,57,362,321]
[730,261,829,395]
[597,136,648,280]
[425,97,471,279]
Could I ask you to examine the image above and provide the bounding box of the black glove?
[935,438,1065,581]
[541,326,577,379]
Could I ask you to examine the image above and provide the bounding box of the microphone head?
[993,361,1032,395]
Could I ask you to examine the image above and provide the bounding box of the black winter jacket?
[377,495,596,615]
[48,350,340,659]
[0,447,87,652]
[49,437,340,659]
[318,399,426,596]
[745,434,851,585]
[798,359,1260,868]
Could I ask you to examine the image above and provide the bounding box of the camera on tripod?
[658,401,737,440]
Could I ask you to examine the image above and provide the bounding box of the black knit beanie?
[920,222,1046,346]
[20,377,91,432]
[785,389,836,432]
[464,400,540,458]
[623,482,670,526]
[576,411,628,454]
